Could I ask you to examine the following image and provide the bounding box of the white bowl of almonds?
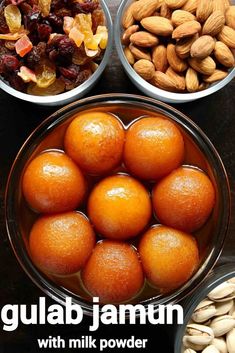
[115,0,235,103]
[0,0,112,106]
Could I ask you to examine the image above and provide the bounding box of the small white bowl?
[114,0,235,104]
[0,0,113,106]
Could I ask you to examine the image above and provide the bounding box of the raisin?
[46,34,75,65]
[8,72,26,91]
[54,7,71,17]
[60,75,75,91]
[0,8,9,33]
[19,2,32,15]
[70,0,99,16]
[47,13,63,31]
[75,68,92,86]
[92,9,105,33]
[0,54,20,73]
[51,0,67,11]
[24,9,41,32]
[59,63,79,79]
[37,22,52,41]
[26,41,46,68]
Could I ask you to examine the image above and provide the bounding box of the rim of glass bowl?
[114,0,235,104]
[5,94,231,316]
[0,0,113,106]
[174,263,235,353]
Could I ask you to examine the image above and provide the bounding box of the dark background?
[0,1,235,352]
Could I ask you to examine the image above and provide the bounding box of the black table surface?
[0,1,235,352]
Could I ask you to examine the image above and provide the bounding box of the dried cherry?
[46,34,75,65]
[37,21,52,41]
[0,54,19,73]
[59,63,79,79]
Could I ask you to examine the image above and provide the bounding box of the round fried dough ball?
[29,212,95,275]
[88,174,152,240]
[152,166,215,233]
[123,117,184,180]
[139,225,199,291]
[82,240,144,303]
[64,111,125,175]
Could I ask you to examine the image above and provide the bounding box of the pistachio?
[208,282,235,302]
[192,299,217,323]
[211,337,228,353]
[229,301,235,316]
[183,336,207,351]
[184,349,197,353]
[210,315,235,337]
[228,278,235,285]
[202,345,220,353]
[226,328,235,353]
[185,323,214,346]
[215,301,234,316]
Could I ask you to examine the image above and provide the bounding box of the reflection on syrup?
[18,104,218,305]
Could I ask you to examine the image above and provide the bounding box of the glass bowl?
[5,94,231,315]
[0,0,113,107]
[174,263,235,353]
[114,0,235,104]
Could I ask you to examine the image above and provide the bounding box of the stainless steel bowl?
[114,0,235,104]
[0,0,113,106]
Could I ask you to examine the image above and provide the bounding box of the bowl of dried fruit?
[0,0,112,106]
[5,94,230,314]
[115,0,235,103]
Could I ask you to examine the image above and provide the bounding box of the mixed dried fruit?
[0,0,108,95]
[122,0,235,93]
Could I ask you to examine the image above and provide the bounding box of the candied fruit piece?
[15,34,33,57]
[38,0,51,17]
[63,16,73,34]
[69,26,84,47]
[18,65,37,82]
[27,78,65,95]
[84,46,99,57]
[35,58,56,88]
[96,25,108,49]
[4,4,22,33]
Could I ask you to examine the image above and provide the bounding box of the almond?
[185,67,199,92]
[167,43,188,72]
[165,0,187,9]
[160,2,172,19]
[198,81,209,91]
[218,25,235,48]
[122,2,137,29]
[132,0,160,21]
[225,6,235,30]
[171,10,196,26]
[196,0,213,22]
[223,0,231,10]
[166,66,186,90]
[152,45,168,72]
[172,20,201,39]
[130,31,159,47]
[213,0,226,14]
[122,25,139,46]
[190,35,215,59]
[141,16,173,36]
[203,69,228,82]
[124,47,135,65]
[175,34,198,58]
[202,11,225,36]
[129,43,152,61]
[133,59,155,80]
[188,56,216,75]
[181,0,198,14]
[214,41,235,66]
[151,71,178,91]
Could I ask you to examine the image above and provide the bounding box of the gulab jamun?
[22,150,86,214]
[29,212,95,276]
[152,166,215,233]
[139,225,199,291]
[64,111,125,175]
[82,240,144,303]
[88,174,152,240]
[123,116,185,180]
